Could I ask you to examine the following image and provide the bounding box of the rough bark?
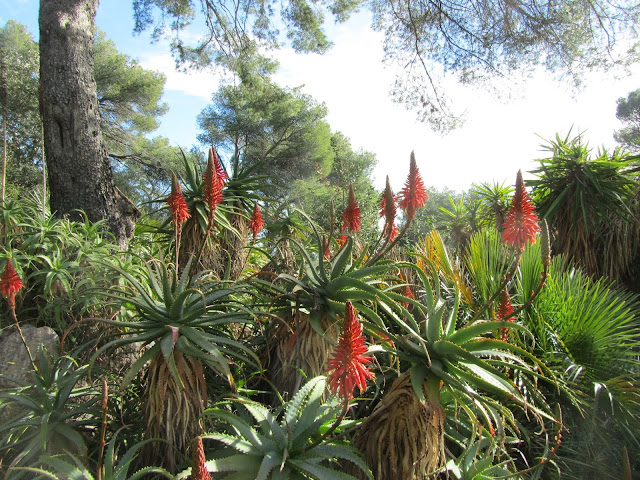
[39,0,139,247]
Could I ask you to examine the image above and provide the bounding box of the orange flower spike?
[248,202,265,241]
[341,184,361,233]
[167,173,191,228]
[0,260,23,310]
[192,436,211,480]
[399,152,428,222]
[203,148,223,221]
[502,170,539,251]
[210,146,228,184]
[327,301,374,400]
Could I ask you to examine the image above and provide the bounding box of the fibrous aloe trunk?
[143,351,207,472]
[351,372,445,479]
[267,312,339,401]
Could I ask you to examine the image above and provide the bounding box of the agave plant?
[91,258,259,471]
[0,352,99,478]
[176,376,372,480]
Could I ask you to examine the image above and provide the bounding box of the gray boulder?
[0,324,60,388]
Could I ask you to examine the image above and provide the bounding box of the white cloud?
[272,13,639,193]
[140,54,221,101]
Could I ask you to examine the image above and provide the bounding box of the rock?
[0,324,60,388]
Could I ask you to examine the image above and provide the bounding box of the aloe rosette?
[177,376,372,480]
[255,230,399,400]
[91,258,259,471]
[351,247,557,480]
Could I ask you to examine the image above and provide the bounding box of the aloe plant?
[0,352,99,478]
[9,429,172,480]
[177,376,372,480]
[255,229,399,400]
[351,238,556,480]
[91,258,259,471]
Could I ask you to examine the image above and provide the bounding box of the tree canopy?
[615,89,640,153]
[133,0,640,130]
[196,53,334,195]
[0,20,42,196]
[0,20,180,206]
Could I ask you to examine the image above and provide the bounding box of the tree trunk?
[39,0,139,247]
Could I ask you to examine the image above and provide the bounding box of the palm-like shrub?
[471,181,513,232]
[177,376,372,480]
[92,259,259,471]
[529,132,639,281]
[517,245,640,478]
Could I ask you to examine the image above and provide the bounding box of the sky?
[2,0,639,193]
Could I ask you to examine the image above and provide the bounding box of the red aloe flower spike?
[341,184,361,233]
[402,283,414,309]
[399,151,428,222]
[1,259,34,369]
[337,234,348,248]
[380,176,397,222]
[326,301,374,401]
[203,149,223,221]
[209,146,228,183]
[167,173,191,228]
[192,436,211,480]
[248,202,265,241]
[496,289,515,341]
[380,176,398,240]
[1,259,23,310]
[502,170,539,252]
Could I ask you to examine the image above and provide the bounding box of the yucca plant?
[176,376,372,480]
[0,352,99,478]
[438,194,476,252]
[471,181,513,232]
[529,132,640,281]
[90,258,259,471]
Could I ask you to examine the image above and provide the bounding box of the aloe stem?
[10,308,36,372]
[97,377,108,480]
[304,398,351,452]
